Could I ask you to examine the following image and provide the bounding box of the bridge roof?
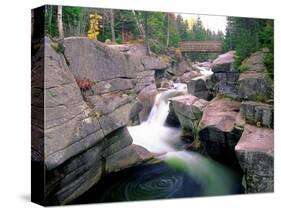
[180,41,223,53]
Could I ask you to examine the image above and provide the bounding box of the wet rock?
[179,71,201,83]
[235,124,274,193]
[154,69,167,88]
[102,127,133,158]
[105,144,154,173]
[199,97,244,166]
[186,75,214,101]
[240,101,273,128]
[169,95,208,138]
[167,59,193,76]
[135,70,155,93]
[46,145,103,205]
[160,79,174,89]
[165,104,181,127]
[137,84,159,122]
[141,56,168,70]
[129,101,143,125]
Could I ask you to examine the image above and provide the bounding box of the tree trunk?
[57,5,64,40]
[166,14,170,47]
[144,12,150,56]
[110,9,116,43]
[48,5,53,34]
[132,10,145,39]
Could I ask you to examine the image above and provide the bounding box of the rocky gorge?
[31,36,274,205]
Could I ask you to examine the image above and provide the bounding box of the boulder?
[179,71,201,83]
[211,51,240,98]
[241,48,269,73]
[46,145,103,205]
[212,51,236,73]
[105,144,154,173]
[169,95,208,138]
[160,79,174,89]
[238,71,273,101]
[44,37,104,170]
[137,84,159,122]
[86,93,135,130]
[141,56,168,70]
[199,97,244,166]
[129,100,143,125]
[102,127,133,158]
[240,101,273,128]
[135,70,155,93]
[167,59,193,76]
[93,78,136,95]
[186,75,214,101]
[64,37,136,81]
[235,124,274,193]
[110,44,157,94]
[154,69,167,88]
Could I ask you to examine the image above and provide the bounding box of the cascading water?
[71,67,243,204]
[128,84,188,154]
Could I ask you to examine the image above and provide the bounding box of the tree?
[144,11,150,55]
[166,13,170,47]
[57,6,64,39]
[223,17,273,78]
[87,13,103,40]
[175,14,189,41]
[110,9,116,43]
[48,5,53,34]
[224,17,267,67]
[132,10,145,39]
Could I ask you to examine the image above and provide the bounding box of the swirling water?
[71,80,243,204]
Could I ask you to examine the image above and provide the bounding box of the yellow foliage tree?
[87,13,103,40]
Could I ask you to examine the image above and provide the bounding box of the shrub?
[238,63,249,73]
[76,79,93,91]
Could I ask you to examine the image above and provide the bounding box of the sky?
[178,13,227,34]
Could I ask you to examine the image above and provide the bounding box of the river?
[70,67,243,204]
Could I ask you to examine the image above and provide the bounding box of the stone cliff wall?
[168,50,274,193]
[32,37,158,205]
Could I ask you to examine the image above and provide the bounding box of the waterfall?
[128,83,187,154]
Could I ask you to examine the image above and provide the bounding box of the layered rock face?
[169,95,208,139]
[32,37,156,205]
[211,51,240,98]
[241,49,269,73]
[210,50,273,102]
[186,75,215,101]
[198,97,244,166]
[238,71,273,101]
[240,101,273,127]
[235,125,274,193]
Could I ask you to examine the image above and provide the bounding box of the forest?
[44,6,224,61]
[44,6,273,78]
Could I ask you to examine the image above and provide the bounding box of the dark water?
[70,160,243,205]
